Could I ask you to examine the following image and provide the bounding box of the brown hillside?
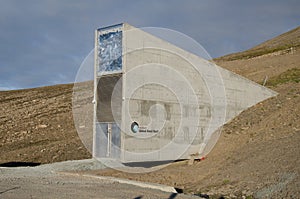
[1,27,299,198]
[0,84,91,164]
[216,26,300,61]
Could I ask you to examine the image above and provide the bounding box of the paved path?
[0,159,197,199]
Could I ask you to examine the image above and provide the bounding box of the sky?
[0,0,299,90]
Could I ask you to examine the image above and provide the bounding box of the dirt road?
[0,159,197,199]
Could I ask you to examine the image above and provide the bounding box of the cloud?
[0,0,299,89]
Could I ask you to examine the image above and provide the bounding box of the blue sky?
[0,0,299,90]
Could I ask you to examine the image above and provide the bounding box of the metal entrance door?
[95,122,121,159]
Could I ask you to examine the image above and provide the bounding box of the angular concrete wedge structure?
[93,23,277,163]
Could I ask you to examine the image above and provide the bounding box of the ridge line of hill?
[215,26,300,61]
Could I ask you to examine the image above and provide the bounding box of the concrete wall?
[94,23,277,163]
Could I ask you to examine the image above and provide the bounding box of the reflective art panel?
[98,30,122,73]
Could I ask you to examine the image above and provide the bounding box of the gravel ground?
[0,159,198,199]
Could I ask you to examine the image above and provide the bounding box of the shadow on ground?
[0,162,41,167]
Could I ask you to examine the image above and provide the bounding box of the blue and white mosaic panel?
[98,30,122,73]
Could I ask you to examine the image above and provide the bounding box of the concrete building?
[93,23,277,163]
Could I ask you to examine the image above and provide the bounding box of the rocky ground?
[0,84,91,164]
[0,27,299,198]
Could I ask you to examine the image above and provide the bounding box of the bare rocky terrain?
[1,26,299,198]
[0,84,91,164]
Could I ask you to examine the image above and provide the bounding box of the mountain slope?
[0,84,90,164]
[216,26,300,61]
[214,26,300,84]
